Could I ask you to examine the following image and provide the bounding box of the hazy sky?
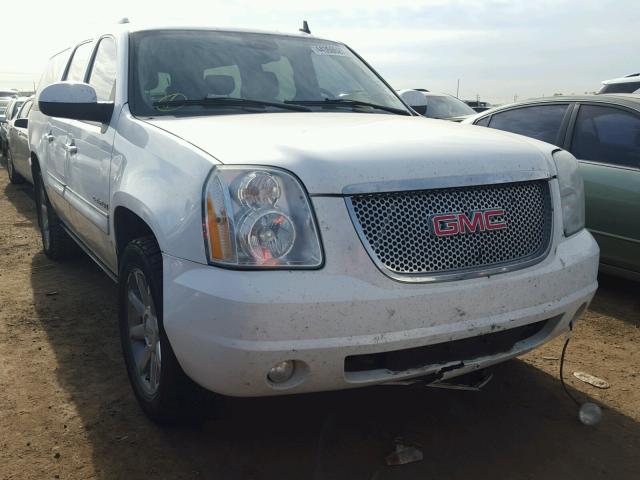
[2,0,637,104]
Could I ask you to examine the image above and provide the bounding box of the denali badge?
[431,209,507,237]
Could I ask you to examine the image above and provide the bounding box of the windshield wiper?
[285,99,410,115]
[152,97,311,112]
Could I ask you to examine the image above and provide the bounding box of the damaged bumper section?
[162,215,598,397]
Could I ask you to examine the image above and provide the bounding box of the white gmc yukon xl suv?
[29,25,599,423]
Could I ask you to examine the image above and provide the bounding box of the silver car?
[5,97,34,184]
[1,96,27,156]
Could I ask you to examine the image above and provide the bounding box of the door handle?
[63,143,77,155]
[44,133,54,143]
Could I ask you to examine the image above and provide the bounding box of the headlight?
[553,150,585,236]
[203,166,323,268]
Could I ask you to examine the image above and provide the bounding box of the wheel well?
[114,207,156,263]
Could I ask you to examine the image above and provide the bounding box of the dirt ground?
[0,156,639,480]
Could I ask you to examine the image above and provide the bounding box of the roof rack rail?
[623,73,640,77]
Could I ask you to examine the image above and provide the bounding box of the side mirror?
[39,82,114,123]
[398,89,428,116]
[14,118,28,129]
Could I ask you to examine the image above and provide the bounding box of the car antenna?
[299,20,311,34]
[118,17,130,24]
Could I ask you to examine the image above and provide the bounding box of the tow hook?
[385,368,494,392]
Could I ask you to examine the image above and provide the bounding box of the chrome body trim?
[342,170,552,195]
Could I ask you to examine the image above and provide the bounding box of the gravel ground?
[1,156,639,480]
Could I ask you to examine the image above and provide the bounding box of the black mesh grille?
[348,180,552,276]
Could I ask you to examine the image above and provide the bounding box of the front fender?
[110,107,220,264]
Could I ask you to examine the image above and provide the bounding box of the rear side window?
[571,104,640,168]
[66,41,94,82]
[36,49,72,106]
[18,101,32,119]
[488,104,569,146]
[88,37,117,101]
[11,101,25,119]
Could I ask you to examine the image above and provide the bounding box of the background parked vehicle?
[0,98,10,125]
[1,96,26,156]
[598,73,640,94]
[464,99,493,113]
[403,89,476,121]
[464,94,640,280]
[5,97,34,184]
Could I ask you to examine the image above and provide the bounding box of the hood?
[145,112,556,194]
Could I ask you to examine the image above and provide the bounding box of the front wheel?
[118,237,209,424]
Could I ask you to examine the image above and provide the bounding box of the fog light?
[267,360,295,384]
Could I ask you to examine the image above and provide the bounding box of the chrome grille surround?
[345,179,553,283]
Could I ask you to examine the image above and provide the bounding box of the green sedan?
[464,94,640,280]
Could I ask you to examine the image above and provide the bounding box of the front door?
[64,37,118,271]
[569,103,640,275]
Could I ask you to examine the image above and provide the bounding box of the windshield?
[425,95,476,118]
[130,30,408,116]
[0,100,8,116]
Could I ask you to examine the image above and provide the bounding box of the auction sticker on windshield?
[311,44,349,56]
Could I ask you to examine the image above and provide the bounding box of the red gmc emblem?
[431,209,507,237]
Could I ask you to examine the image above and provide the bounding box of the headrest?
[242,71,279,100]
[205,75,236,97]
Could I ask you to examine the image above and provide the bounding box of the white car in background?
[29,23,598,423]
[400,89,476,121]
[598,73,640,94]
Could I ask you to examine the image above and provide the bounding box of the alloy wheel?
[126,268,161,396]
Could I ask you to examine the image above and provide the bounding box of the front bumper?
[163,198,599,397]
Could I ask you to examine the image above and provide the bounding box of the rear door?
[65,36,118,269]
[47,40,94,223]
[31,48,72,215]
[568,103,640,274]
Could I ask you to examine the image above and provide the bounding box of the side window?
[475,116,490,127]
[571,104,640,168]
[18,101,32,119]
[36,49,72,98]
[88,37,117,101]
[65,41,94,82]
[488,104,569,146]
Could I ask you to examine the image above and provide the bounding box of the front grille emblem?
[431,209,507,237]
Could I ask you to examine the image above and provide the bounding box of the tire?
[34,169,76,259]
[6,149,25,184]
[118,237,208,424]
